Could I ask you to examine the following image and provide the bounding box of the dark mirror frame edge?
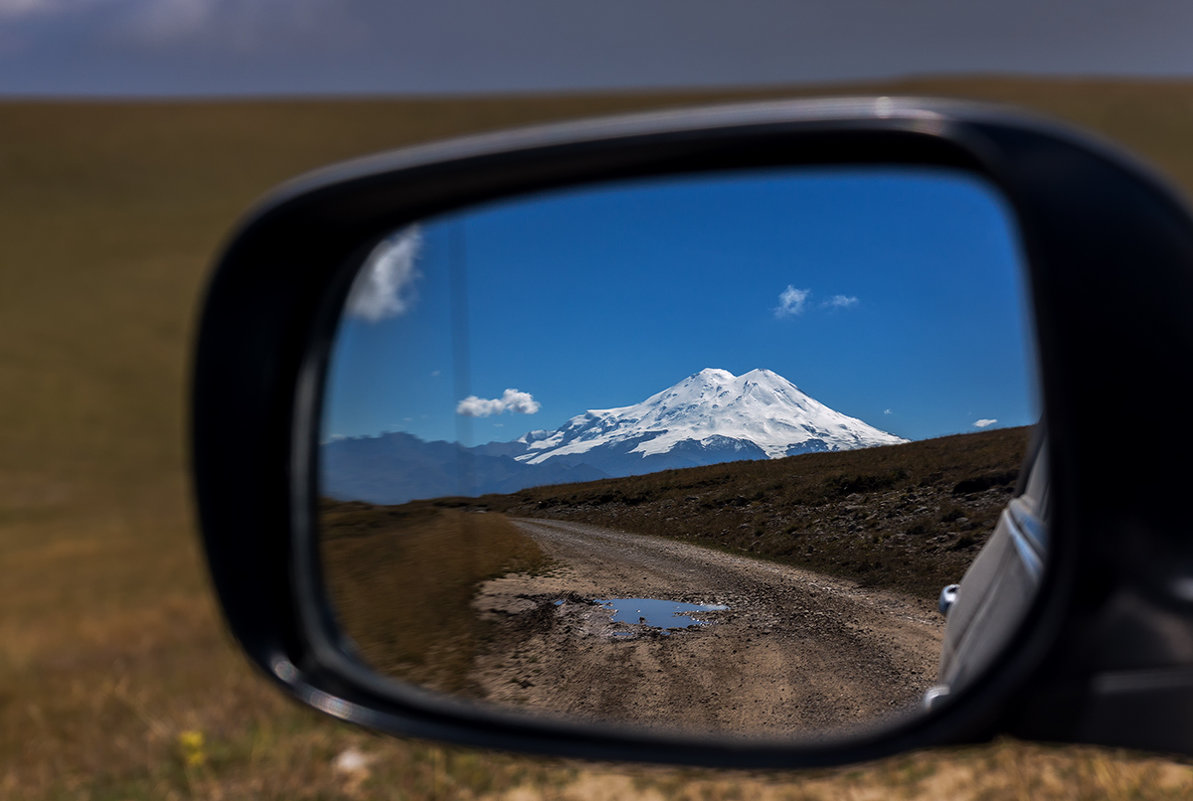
[191,97,1193,768]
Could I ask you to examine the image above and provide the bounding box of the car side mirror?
[192,97,1193,767]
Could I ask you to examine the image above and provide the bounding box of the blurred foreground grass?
[4,79,1193,799]
[322,504,550,692]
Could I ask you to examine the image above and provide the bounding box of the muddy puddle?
[593,597,729,633]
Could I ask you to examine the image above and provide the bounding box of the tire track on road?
[468,517,943,737]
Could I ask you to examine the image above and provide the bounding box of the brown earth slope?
[475,425,1031,601]
[321,429,1026,740]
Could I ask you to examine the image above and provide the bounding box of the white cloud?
[457,388,541,418]
[884,409,892,415]
[973,418,998,428]
[774,285,810,318]
[825,294,859,309]
[346,226,422,322]
[774,286,859,317]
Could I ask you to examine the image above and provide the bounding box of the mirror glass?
[318,166,1042,739]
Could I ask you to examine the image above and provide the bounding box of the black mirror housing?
[192,97,1193,767]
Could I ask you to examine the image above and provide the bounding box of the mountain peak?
[688,367,790,385]
[323,367,910,504]
[516,368,906,469]
[689,367,736,382]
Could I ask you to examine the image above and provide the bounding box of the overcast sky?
[2,0,1192,96]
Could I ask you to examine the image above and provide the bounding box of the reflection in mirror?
[318,167,1041,739]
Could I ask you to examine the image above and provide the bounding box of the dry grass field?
[322,503,550,692]
[5,79,1193,798]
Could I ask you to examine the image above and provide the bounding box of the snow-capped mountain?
[321,368,906,504]
[513,368,906,475]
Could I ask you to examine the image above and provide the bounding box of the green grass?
[5,78,1193,798]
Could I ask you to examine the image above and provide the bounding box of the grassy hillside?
[476,426,1029,601]
[4,78,1193,798]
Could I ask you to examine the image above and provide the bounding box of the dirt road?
[470,517,944,739]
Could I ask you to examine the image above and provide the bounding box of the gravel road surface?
[469,518,943,738]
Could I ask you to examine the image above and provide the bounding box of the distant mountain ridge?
[322,368,906,504]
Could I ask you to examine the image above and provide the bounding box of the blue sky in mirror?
[323,167,1036,449]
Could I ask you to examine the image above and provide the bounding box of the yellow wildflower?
[178,729,207,767]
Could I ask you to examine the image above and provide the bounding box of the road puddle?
[594,598,729,632]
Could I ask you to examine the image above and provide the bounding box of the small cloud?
[774,285,810,318]
[884,409,892,415]
[457,388,541,418]
[430,369,441,377]
[346,226,422,322]
[973,418,998,428]
[824,294,859,309]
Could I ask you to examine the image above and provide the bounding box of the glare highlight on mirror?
[318,167,1043,739]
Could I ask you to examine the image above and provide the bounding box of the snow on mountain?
[320,368,907,504]
[516,368,906,468]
